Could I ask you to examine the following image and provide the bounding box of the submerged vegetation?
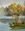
[9,22,25,29]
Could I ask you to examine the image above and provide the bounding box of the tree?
[23,8,25,16]
[7,3,24,16]
[16,4,23,16]
[8,3,17,13]
[0,7,5,16]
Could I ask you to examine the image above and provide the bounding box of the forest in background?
[0,3,25,16]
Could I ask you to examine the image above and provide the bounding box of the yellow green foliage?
[8,3,24,15]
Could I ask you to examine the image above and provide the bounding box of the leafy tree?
[7,3,24,16]
[16,4,23,16]
[8,3,17,13]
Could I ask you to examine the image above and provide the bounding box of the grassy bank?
[9,24,25,29]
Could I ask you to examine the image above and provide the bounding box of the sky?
[0,0,24,7]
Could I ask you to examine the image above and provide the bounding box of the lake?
[0,16,25,31]
[0,22,25,31]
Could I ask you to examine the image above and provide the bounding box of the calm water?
[0,18,25,31]
[0,22,25,31]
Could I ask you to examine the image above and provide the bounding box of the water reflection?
[0,16,25,31]
[0,19,25,31]
[0,22,25,31]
